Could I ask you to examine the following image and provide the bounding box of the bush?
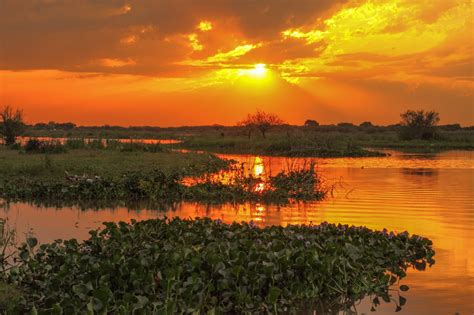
[24,139,67,154]
[65,139,87,149]
[399,110,440,140]
[2,218,435,314]
[269,163,324,199]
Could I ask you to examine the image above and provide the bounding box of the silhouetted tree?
[238,110,284,138]
[304,119,319,127]
[0,106,26,145]
[359,121,373,128]
[399,110,440,140]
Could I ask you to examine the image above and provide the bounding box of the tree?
[359,121,373,128]
[238,110,284,138]
[399,109,440,140]
[304,119,319,127]
[0,106,26,145]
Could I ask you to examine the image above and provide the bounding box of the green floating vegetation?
[1,218,435,314]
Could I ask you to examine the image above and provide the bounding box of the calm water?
[6,136,182,145]
[1,150,473,314]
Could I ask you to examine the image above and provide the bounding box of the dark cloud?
[0,0,345,74]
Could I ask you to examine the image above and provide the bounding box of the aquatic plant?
[269,162,325,200]
[1,218,435,314]
[0,160,327,204]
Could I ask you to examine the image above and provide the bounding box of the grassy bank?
[22,124,474,155]
[0,145,226,182]
[1,218,435,314]
[0,145,327,206]
[178,134,387,157]
[177,127,474,155]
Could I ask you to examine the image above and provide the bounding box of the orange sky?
[0,0,473,126]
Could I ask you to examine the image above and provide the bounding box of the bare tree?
[0,106,26,145]
[399,109,440,140]
[238,110,284,138]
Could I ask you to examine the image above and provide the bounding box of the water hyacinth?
[1,218,435,314]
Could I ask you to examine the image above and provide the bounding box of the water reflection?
[1,150,473,314]
[7,136,182,145]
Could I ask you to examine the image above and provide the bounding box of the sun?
[234,63,272,86]
[248,63,267,77]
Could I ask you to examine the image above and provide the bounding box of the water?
[3,136,182,145]
[1,150,473,314]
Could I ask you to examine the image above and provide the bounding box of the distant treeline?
[27,121,472,133]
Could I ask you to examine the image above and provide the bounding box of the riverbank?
[0,145,228,182]
[22,125,474,156]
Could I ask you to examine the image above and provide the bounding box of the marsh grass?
[0,219,16,273]
[178,127,474,155]
[0,146,227,182]
[0,164,327,205]
[179,133,389,157]
[0,219,25,313]
[183,160,328,203]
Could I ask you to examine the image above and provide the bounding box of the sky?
[0,0,473,126]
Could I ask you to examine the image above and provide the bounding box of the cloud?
[97,58,136,68]
[0,0,345,75]
[197,21,213,32]
[1,0,472,125]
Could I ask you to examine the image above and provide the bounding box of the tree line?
[0,105,466,145]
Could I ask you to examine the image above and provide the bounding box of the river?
[1,150,473,314]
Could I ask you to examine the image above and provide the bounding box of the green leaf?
[400,285,409,292]
[133,295,149,310]
[26,237,38,248]
[86,300,94,315]
[52,303,63,315]
[266,286,282,304]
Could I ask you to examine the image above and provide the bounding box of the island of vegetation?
[1,218,435,313]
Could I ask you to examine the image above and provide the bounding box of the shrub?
[304,120,319,127]
[24,139,67,154]
[399,110,440,140]
[0,106,25,146]
[65,139,87,149]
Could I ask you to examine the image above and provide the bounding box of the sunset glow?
[0,0,472,125]
[248,64,268,78]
